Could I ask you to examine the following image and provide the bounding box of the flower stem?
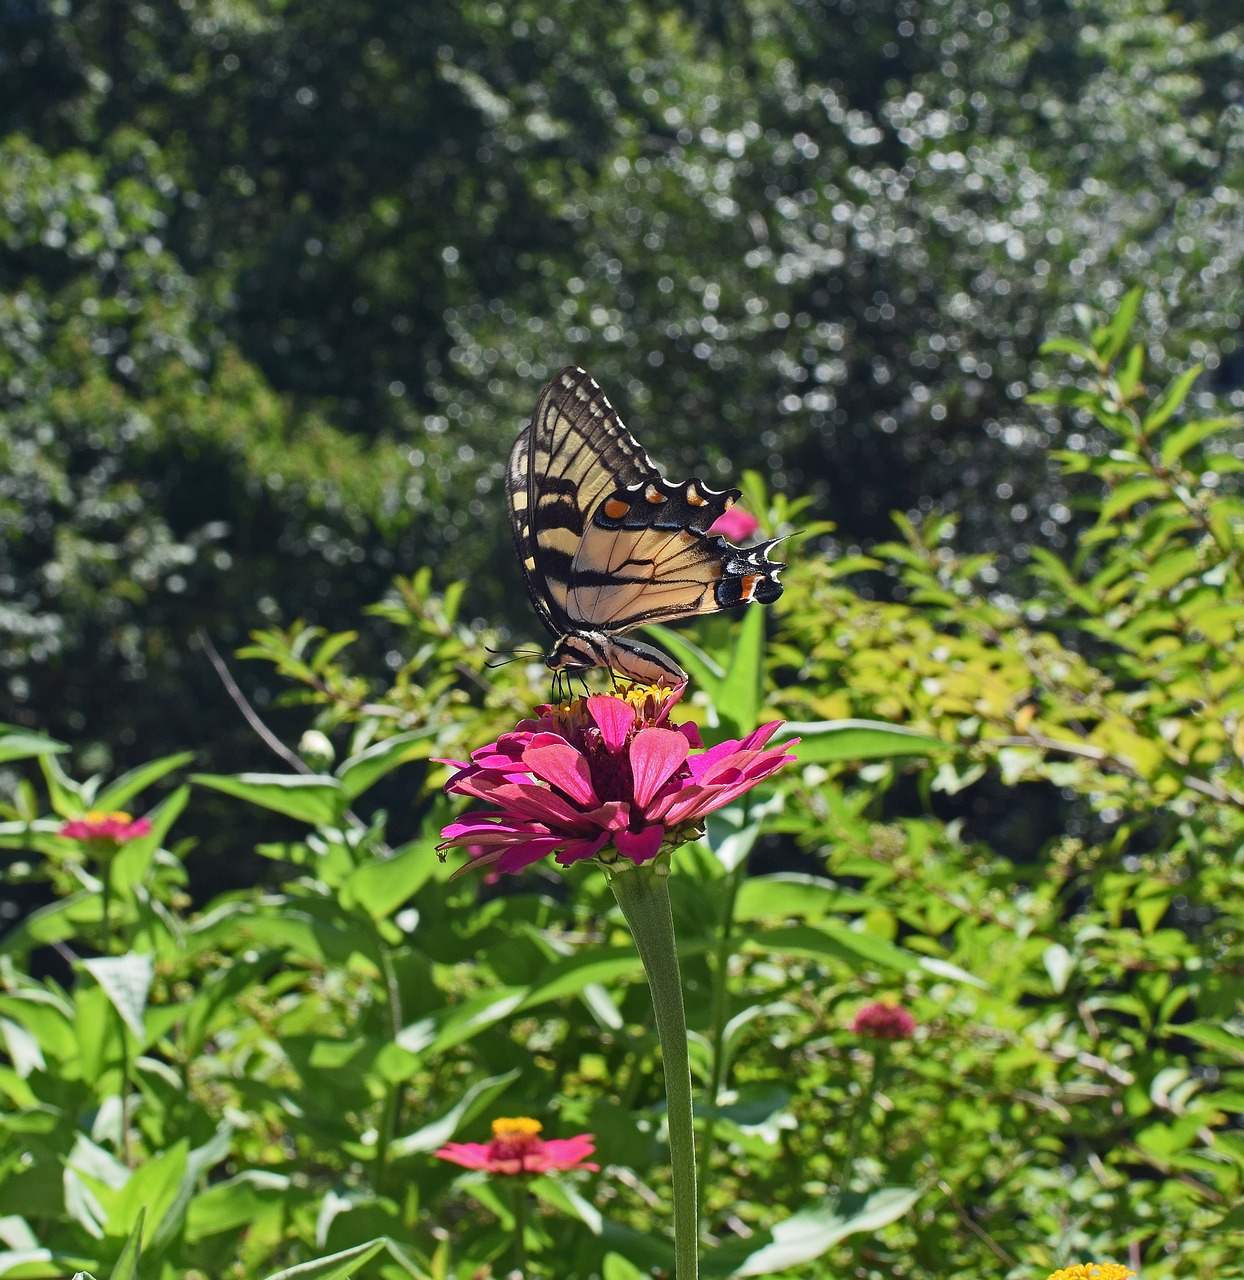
[512,1181,529,1279]
[606,856,698,1280]
[832,1042,890,1213]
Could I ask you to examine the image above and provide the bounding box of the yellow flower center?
[1047,1264,1135,1280]
[491,1116,542,1139]
[83,809,134,823]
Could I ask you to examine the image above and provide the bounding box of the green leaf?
[0,725,68,764]
[714,602,767,736]
[93,753,195,814]
[1158,416,1237,466]
[81,954,154,1041]
[1037,336,1099,364]
[1100,477,1168,524]
[603,1253,650,1280]
[719,1187,920,1276]
[775,720,946,763]
[106,1207,144,1280]
[642,624,726,692]
[258,1238,424,1280]
[1142,364,1203,433]
[192,772,347,825]
[340,840,437,920]
[1094,285,1142,364]
[387,1070,519,1159]
[336,730,434,800]
[746,924,914,974]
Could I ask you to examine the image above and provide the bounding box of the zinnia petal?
[522,735,600,806]
[587,694,635,751]
[629,727,691,808]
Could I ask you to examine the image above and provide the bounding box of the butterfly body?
[507,366,784,686]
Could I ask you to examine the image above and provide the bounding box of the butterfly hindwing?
[506,365,785,682]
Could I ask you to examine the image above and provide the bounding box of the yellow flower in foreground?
[1048,1264,1135,1280]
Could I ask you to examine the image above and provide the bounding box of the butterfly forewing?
[505,365,785,681]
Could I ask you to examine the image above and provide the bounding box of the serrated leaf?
[82,954,154,1041]
[192,772,347,825]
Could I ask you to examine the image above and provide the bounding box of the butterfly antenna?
[484,644,544,671]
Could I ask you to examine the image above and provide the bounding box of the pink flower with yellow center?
[851,1000,917,1041]
[434,1117,599,1176]
[60,810,152,845]
[437,684,798,876]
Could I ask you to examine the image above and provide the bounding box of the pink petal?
[587,694,635,752]
[450,779,597,830]
[707,506,760,541]
[434,1142,493,1169]
[523,736,599,806]
[677,721,704,749]
[628,728,690,808]
[552,832,613,866]
[532,1135,599,1172]
[614,824,665,864]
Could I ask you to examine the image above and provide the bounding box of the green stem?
[373,947,405,1197]
[606,856,698,1280]
[512,1181,529,1279]
[697,857,746,1225]
[832,1042,890,1213]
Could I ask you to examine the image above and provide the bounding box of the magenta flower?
[435,1117,599,1176]
[60,810,153,846]
[851,1001,917,1041]
[438,684,798,876]
[707,506,761,541]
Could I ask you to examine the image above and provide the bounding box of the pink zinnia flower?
[60,810,152,845]
[437,684,798,876]
[851,1001,917,1041]
[434,1117,599,1176]
[707,506,761,542]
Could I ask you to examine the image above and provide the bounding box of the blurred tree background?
[2,0,1242,784]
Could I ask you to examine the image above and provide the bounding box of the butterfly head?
[548,630,687,688]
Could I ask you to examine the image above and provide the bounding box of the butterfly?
[506,366,785,687]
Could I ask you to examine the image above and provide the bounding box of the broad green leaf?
[0,725,68,764]
[93,753,195,814]
[518,949,644,1009]
[705,792,786,873]
[185,1171,290,1241]
[38,753,90,817]
[336,730,434,800]
[340,840,436,920]
[603,1254,649,1280]
[192,772,347,825]
[641,625,725,691]
[530,1175,602,1232]
[387,1070,519,1159]
[1178,1023,1244,1063]
[720,1186,920,1276]
[746,923,914,974]
[81,954,154,1041]
[776,720,945,763]
[736,873,872,923]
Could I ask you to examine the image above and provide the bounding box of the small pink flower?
[437,684,798,876]
[435,1117,599,1176]
[60,810,152,845]
[851,1001,917,1041]
[707,507,761,541]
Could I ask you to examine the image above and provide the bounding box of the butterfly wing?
[507,366,667,636]
[506,365,784,673]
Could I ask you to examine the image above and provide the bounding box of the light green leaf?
[746,924,914,974]
[776,720,946,763]
[1094,284,1142,364]
[336,730,434,800]
[603,1253,649,1280]
[1043,943,1074,993]
[724,1187,920,1275]
[93,753,195,814]
[108,1208,144,1280]
[714,602,767,736]
[258,1238,424,1280]
[81,954,154,1041]
[0,725,68,765]
[1143,364,1203,433]
[340,840,437,921]
[387,1070,519,1158]
[192,772,347,825]
[0,1018,45,1078]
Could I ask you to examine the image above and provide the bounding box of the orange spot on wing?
[644,485,666,504]
[686,485,707,506]
[604,498,631,520]
[740,574,761,600]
